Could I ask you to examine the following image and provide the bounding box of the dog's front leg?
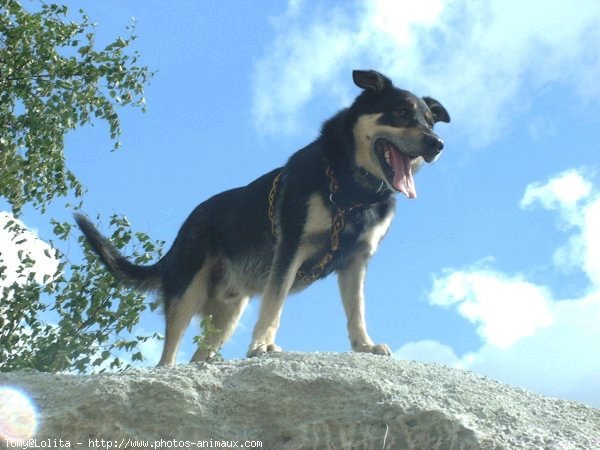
[337,250,391,356]
[247,246,308,357]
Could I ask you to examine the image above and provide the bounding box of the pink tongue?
[388,147,417,198]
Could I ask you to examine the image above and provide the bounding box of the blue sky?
[2,0,600,407]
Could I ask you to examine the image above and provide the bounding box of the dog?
[75,70,450,366]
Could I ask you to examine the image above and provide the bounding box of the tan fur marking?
[191,295,249,362]
[361,209,394,254]
[249,246,312,356]
[353,114,386,180]
[353,114,416,183]
[302,194,332,238]
[338,248,391,356]
[157,260,213,366]
[337,250,371,347]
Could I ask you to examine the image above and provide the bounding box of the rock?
[1,352,599,449]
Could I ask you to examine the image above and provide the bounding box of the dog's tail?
[74,213,162,291]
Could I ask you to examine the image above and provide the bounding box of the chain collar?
[268,167,353,282]
[268,165,389,282]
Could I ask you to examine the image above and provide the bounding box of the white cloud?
[460,292,600,406]
[581,196,600,286]
[429,268,554,348]
[520,169,600,285]
[253,0,600,146]
[252,3,358,135]
[395,339,459,366]
[395,169,600,406]
[520,169,592,216]
[0,212,60,290]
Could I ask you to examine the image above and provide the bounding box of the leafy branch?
[0,2,163,373]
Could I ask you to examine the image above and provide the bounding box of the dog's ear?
[352,70,392,94]
[423,97,450,123]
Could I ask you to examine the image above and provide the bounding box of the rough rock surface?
[1,352,599,449]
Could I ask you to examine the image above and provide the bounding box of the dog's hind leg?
[157,266,211,367]
[337,249,391,356]
[190,294,249,362]
[157,296,196,366]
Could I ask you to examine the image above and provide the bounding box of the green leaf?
[0,3,161,375]
[0,2,154,215]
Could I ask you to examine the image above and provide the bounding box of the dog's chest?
[301,193,393,253]
[302,194,335,238]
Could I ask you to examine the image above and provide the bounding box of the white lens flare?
[0,386,38,442]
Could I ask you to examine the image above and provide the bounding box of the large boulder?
[1,352,598,449]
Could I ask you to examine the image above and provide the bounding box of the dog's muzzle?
[374,137,417,198]
[422,133,444,163]
[373,132,445,198]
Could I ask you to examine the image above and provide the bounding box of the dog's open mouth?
[375,138,417,198]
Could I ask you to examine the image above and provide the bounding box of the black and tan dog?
[75,70,449,366]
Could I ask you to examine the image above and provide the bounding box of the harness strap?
[268,167,356,283]
[268,171,283,237]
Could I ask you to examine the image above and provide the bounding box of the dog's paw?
[246,343,282,358]
[354,343,392,356]
[371,343,392,356]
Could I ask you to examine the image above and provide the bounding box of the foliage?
[0,1,161,372]
[1,215,164,372]
[0,1,150,214]
[193,315,224,362]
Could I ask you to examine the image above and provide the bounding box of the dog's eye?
[393,109,409,119]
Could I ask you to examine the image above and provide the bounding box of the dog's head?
[350,70,450,199]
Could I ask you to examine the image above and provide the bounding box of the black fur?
[75,69,450,364]
[74,213,161,291]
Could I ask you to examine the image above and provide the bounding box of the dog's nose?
[425,134,444,153]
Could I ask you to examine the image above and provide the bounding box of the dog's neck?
[328,165,392,208]
[354,167,389,195]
